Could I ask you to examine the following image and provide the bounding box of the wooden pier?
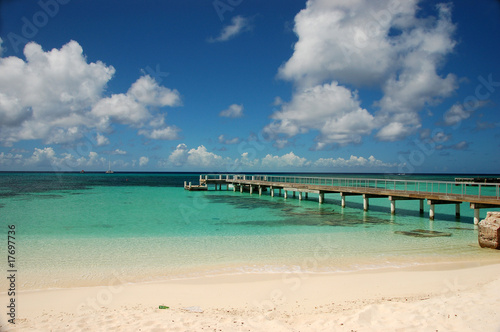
[185,174,500,224]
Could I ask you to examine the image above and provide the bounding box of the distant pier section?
[185,174,500,224]
[455,177,500,184]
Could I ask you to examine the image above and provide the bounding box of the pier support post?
[259,186,262,196]
[298,192,303,200]
[319,192,324,204]
[363,195,369,211]
[250,186,253,195]
[474,208,480,225]
[341,195,346,208]
[240,185,243,193]
[420,200,424,214]
[455,203,461,218]
[279,189,282,196]
[270,187,274,197]
[233,184,236,192]
[293,191,296,198]
[284,190,288,199]
[390,199,396,214]
[429,203,435,220]
[305,192,308,199]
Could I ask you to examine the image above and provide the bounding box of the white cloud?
[138,126,181,140]
[273,0,458,145]
[452,141,468,150]
[168,143,189,167]
[91,75,181,134]
[91,93,149,126]
[128,75,181,107]
[261,152,310,168]
[375,122,410,142]
[219,104,244,118]
[0,152,23,166]
[139,156,149,166]
[208,16,251,42]
[24,147,58,166]
[186,145,228,168]
[0,41,182,146]
[218,134,240,144]
[274,139,289,149]
[113,149,127,155]
[163,144,399,171]
[165,144,231,169]
[443,103,472,126]
[264,82,375,149]
[314,155,397,168]
[0,41,114,145]
[233,152,259,168]
[22,147,105,170]
[96,133,109,146]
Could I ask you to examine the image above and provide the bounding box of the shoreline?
[8,252,500,292]
[3,261,500,331]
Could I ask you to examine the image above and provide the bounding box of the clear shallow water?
[1,172,499,290]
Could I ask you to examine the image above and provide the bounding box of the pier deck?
[186,174,500,223]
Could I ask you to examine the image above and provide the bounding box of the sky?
[0,0,499,173]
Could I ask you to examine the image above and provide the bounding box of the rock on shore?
[478,211,500,249]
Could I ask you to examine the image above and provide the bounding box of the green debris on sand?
[159,305,169,309]
[395,229,452,238]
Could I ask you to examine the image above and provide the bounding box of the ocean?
[1,172,499,290]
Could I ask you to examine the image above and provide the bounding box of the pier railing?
[200,174,500,200]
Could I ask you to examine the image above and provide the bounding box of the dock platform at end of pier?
[183,181,207,191]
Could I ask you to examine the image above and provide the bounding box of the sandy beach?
[2,262,500,331]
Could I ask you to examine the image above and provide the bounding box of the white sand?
[2,262,500,331]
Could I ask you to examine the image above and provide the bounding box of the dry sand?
[2,262,500,331]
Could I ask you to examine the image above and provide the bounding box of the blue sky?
[0,0,499,173]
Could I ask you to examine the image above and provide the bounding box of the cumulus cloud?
[218,134,240,145]
[443,103,473,126]
[0,41,113,145]
[186,145,228,168]
[271,0,458,146]
[91,75,181,138]
[168,143,189,167]
[233,152,259,169]
[163,143,399,171]
[22,147,105,170]
[138,126,181,140]
[0,40,182,146]
[208,16,251,42]
[139,156,149,166]
[0,152,23,166]
[261,152,310,168]
[264,82,375,149]
[113,149,127,155]
[96,133,109,146]
[166,144,231,168]
[314,155,397,168]
[219,104,244,118]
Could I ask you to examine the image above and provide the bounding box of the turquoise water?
[1,173,499,290]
